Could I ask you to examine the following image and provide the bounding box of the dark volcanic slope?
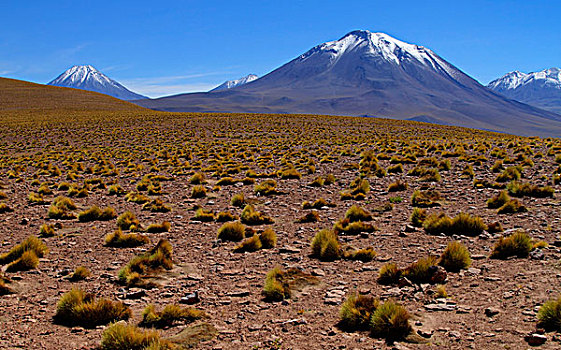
[135,30,561,137]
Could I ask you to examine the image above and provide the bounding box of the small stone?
[311,269,325,277]
[125,288,146,299]
[417,329,433,338]
[524,333,547,346]
[530,249,545,260]
[180,291,200,305]
[485,307,500,317]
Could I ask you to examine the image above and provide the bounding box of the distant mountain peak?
[136,30,561,137]
[48,65,146,101]
[210,74,258,91]
[488,68,561,91]
[300,30,460,80]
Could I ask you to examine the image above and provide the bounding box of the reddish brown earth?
[0,112,560,350]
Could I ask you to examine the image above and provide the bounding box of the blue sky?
[1,0,560,97]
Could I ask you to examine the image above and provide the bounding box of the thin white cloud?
[120,72,228,98]
[121,80,218,98]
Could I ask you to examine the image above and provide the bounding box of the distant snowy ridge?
[488,68,561,114]
[488,68,561,91]
[48,65,146,101]
[210,74,258,91]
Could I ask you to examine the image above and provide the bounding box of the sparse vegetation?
[439,241,471,272]
[54,288,131,328]
[490,230,533,259]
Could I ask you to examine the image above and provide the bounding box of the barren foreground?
[0,112,560,349]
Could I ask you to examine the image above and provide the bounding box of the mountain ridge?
[134,30,561,137]
[487,68,561,114]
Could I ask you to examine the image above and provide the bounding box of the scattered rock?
[524,333,547,346]
[180,291,200,305]
[485,307,500,317]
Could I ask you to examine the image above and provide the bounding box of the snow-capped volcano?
[48,65,146,101]
[136,30,561,137]
[487,68,561,114]
[210,74,258,91]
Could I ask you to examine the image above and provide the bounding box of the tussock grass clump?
[423,212,486,236]
[70,266,91,281]
[377,263,401,285]
[296,210,320,223]
[6,250,39,272]
[146,221,171,233]
[231,192,247,208]
[259,228,277,249]
[343,247,376,262]
[105,229,150,248]
[333,219,376,235]
[216,211,238,222]
[497,199,527,214]
[117,211,140,231]
[141,304,206,328]
[193,208,215,222]
[254,180,280,196]
[410,207,427,227]
[28,192,48,204]
[191,185,207,198]
[439,241,471,272]
[0,236,48,265]
[39,223,56,237]
[142,199,171,213]
[233,234,262,253]
[118,239,173,287]
[262,267,319,302]
[403,256,438,284]
[263,267,290,302]
[537,296,561,332]
[370,300,412,341]
[125,192,150,204]
[490,230,532,259]
[279,168,301,179]
[100,322,169,350]
[310,229,340,261]
[189,172,206,185]
[217,221,246,242]
[422,213,453,235]
[451,212,488,236]
[339,294,380,331]
[507,181,555,198]
[241,205,274,225]
[54,288,131,328]
[108,184,126,196]
[48,196,77,219]
[216,176,237,186]
[345,205,372,222]
[78,206,117,222]
[388,179,407,192]
[487,190,510,209]
[495,166,522,182]
[387,164,404,174]
[302,198,336,209]
[411,189,442,207]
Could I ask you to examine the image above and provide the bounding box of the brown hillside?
[0,77,146,113]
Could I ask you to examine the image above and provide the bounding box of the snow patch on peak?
[210,74,259,92]
[297,30,463,81]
